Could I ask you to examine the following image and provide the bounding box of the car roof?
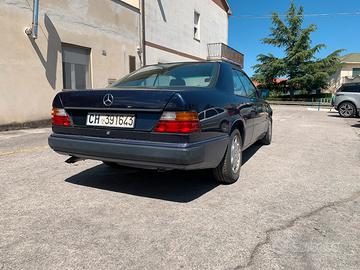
[342,83,360,87]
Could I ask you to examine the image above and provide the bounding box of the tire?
[259,119,272,145]
[213,129,242,184]
[338,102,356,118]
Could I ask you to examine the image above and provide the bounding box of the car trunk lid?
[59,88,176,111]
[57,88,178,131]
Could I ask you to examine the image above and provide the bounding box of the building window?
[353,68,360,77]
[129,55,136,73]
[62,44,91,90]
[194,11,200,41]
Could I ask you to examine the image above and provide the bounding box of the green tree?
[253,2,343,95]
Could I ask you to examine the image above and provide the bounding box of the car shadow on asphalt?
[65,144,261,203]
[327,112,360,120]
[242,144,262,165]
[65,167,218,203]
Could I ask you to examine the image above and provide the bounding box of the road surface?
[1,106,359,270]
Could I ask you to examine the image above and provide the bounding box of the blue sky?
[227,0,360,76]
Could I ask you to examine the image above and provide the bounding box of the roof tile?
[341,53,360,63]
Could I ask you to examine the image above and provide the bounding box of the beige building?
[143,0,231,64]
[329,53,360,92]
[0,0,141,126]
[0,0,235,127]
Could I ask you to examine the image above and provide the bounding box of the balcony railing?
[207,43,244,68]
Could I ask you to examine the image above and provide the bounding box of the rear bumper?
[48,133,228,170]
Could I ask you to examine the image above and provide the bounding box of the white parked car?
[333,83,360,118]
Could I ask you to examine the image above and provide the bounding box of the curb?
[0,119,51,132]
[307,107,335,112]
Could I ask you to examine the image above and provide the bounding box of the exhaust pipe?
[65,156,84,164]
[25,0,40,39]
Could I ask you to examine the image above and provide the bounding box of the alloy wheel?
[230,135,241,173]
[339,103,355,117]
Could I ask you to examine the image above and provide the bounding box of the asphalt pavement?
[1,106,359,270]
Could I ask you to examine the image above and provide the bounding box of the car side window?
[341,85,360,93]
[238,71,258,98]
[215,108,224,113]
[205,109,217,118]
[198,112,205,120]
[232,69,247,97]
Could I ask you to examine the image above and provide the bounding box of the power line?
[231,11,360,20]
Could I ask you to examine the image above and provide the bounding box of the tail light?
[153,111,200,133]
[51,108,71,126]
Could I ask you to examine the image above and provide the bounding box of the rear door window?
[205,109,218,118]
[341,85,360,93]
[238,71,258,98]
[215,108,225,113]
[232,69,247,97]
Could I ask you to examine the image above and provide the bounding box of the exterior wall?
[329,63,360,92]
[144,0,229,64]
[146,46,196,64]
[0,0,140,126]
[340,63,360,78]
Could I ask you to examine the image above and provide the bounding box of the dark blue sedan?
[48,61,272,184]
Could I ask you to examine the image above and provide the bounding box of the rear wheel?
[213,129,242,184]
[339,102,356,118]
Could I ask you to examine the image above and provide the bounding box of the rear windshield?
[111,62,218,88]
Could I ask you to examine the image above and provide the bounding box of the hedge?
[267,93,332,101]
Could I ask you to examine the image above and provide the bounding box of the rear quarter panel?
[335,94,360,109]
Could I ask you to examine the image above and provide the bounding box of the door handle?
[242,102,254,107]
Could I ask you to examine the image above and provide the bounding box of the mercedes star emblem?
[103,94,114,106]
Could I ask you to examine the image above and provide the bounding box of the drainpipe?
[25,0,40,39]
[141,0,146,66]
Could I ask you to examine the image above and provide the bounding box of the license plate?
[86,113,135,128]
